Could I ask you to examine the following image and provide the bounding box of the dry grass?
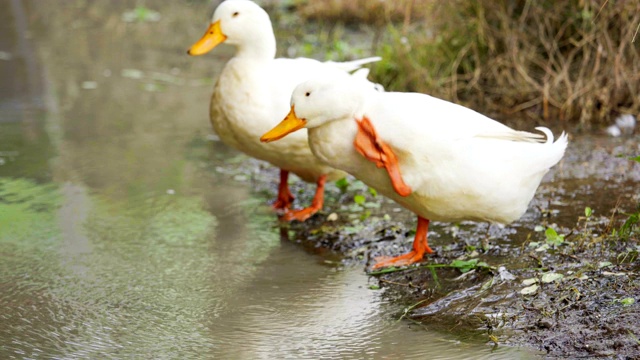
[293,0,640,129]
[369,0,640,129]
[295,0,433,28]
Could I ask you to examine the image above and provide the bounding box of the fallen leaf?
[521,284,539,295]
[541,272,564,283]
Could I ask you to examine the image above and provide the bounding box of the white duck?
[188,0,380,221]
[261,75,568,268]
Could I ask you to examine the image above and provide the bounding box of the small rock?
[498,266,515,281]
[606,114,636,137]
[327,213,339,221]
[605,125,621,137]
[537,319,554,329]
[121,68,144,79]
[0,51,13,60]
[81,81,98,90]
[206,134,221,142]
[615,114,636,134]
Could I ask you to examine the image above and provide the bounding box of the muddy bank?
[11,0,635,357]
[217,134,640,358]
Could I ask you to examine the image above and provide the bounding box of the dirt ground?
[216,134,640,358]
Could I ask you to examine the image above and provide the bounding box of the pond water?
[0,0,609,358]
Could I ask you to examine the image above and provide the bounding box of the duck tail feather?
[534,127,554,144]
[326,56,382,72]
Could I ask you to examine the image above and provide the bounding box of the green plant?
[335,177,349,193]
[122,6,161,22]
[613,297,635,306]
[618,209,639,239]
[612,157,639,239]
[528,226,569,252]
[369,258,493,275]
[545,227,565,246]
[449,258,490,273]
[585,207,593,218]
[617,246,639,263]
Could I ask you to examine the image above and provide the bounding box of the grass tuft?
[371,0,640,128]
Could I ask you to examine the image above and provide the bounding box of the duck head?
[188,0,275,59]
[261,76,372,142]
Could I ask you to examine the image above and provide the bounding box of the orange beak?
[260,106,307,143]
[187,20,227,56]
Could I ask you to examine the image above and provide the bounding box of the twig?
[429,266,440,289]
[508,97,542,114]
[368,263,450,276]
[593,0,609,22]
[521,303,539,312]
[379,278,418,288]
[397,298,431,323]
[528,253,543,267]
[559,252,580,262]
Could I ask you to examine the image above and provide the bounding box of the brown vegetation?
[295,0,431,28]
[296,0,640,129]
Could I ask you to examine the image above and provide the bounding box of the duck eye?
[305,92,311,97]
[232,11,239,17]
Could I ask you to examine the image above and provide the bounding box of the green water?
[0,0,540,358]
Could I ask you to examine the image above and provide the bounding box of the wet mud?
[226,134,640,358]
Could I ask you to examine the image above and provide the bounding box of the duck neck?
[233,33,276,61]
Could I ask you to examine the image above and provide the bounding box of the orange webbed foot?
[371,249,432,269]
[371,217,433,269]
[279,174,327,222]
[280,206,321,222]
[272,191,294,210]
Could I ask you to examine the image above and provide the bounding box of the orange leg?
[354,117,412,197]
[272,169,295,210]
[372,217,433,269]
[281,174,327,222]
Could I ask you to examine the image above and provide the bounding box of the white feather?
[202,0,380,182]
[292,77,568,223]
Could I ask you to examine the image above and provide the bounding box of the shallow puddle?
[3,0,615,358]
